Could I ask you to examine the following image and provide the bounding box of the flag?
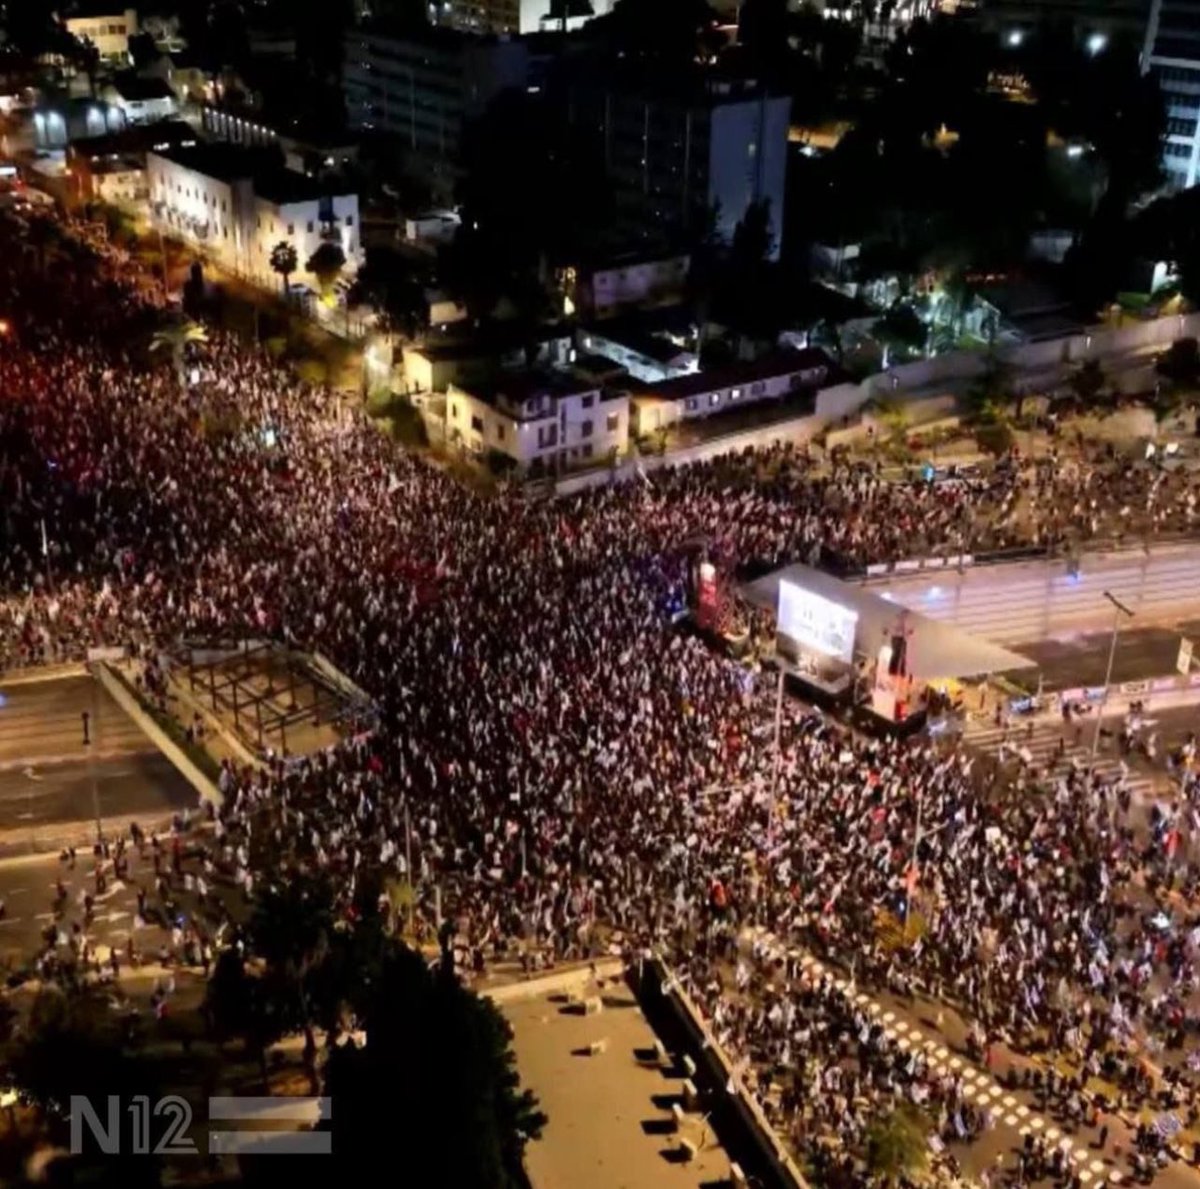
[905,862,919,897]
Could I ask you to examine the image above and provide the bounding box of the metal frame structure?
[182,638,343,756]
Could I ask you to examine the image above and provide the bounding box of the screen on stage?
[777,580,858,663]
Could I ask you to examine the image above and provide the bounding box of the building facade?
[103,77,178,125]
[64,7,138,63]
[447,371,629,471]
[146,145,361,293]
[1145,0,1200,189]
[630,349,833,437]
[567,76,790,258]
[343,25,529,196]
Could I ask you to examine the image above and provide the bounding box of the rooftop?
[461,369,602,416]
[65,2,133,20]
[637,348,835,402]
[501,976,738,1189]
[108,74,175,102]
[413,323,572,363]
[585,325,694,367]
[149,143,355,203]
[350,19,517,54]
[71,119,197,160]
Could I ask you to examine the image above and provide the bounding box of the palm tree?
[269,240,298,300]
[150,318,208,390]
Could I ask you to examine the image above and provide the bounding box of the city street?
[1017,618,1200,691]
[0,676,196,841]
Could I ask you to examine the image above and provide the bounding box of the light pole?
[1092,590,1135,757]
[767,666,785,847]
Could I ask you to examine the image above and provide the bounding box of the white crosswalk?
[740,926,1126,1187]
[964,717,1160,800]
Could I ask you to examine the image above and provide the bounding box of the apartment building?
[344,23,528,196]
[447,370,629,471]
[566,72,790,258]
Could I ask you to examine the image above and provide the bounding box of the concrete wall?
[638,955,810,1189]
[91,661,222,807]
[556,411,823,495]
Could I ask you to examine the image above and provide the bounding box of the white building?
[578,326,698,383]
[631,349,834,437]
[65,7,138,64]
[103,76,178,125]
[146,144,361,293]
[447,371,629,472]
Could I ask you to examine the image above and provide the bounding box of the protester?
[3,210,1198,1185]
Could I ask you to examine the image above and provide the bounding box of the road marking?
[1090,1160,1106,1174]
[0,918,22,926]
[1079,1171,1092,1184]
[33,912,54,921]
[1016,1105,1029,1118]
[1045,1127,1060,1141]
[1005,1114,1018,1126]
[1030,1118,1044,1131]
[1002,1095,1017,1107]
[882,1011,895,1023]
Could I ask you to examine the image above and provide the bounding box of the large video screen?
[777,580,858,663]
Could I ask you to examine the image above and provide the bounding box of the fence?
[553,309,1200,497]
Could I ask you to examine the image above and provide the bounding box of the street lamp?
[1092,590,1134,756]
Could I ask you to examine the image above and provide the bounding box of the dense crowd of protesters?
[5,212,1200,1186]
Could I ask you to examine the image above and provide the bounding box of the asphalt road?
[0,676,197,836]
[1015,618,1200,691]
[0,849,170,964]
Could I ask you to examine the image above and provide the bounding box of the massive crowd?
[4,211,1200,1186]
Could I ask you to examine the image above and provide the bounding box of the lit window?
[709,392,720,406]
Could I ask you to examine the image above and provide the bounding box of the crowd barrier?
[636,953,811,1189]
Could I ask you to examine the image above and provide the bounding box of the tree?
[1158,337,1200,389]
[318,936,545,1189]
[205,946,284,1091]
[150,317,209,390]
[873,303,927,366]
[965,352,1014,422]
[348,246,429,342]
[25,217,59,274]
[1068,358,1106,406]
[247,875,337,1090]
[306,242,347,299]
[2,985,162,1187]
[865,1103,931,1186]
[269,240,299,299]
